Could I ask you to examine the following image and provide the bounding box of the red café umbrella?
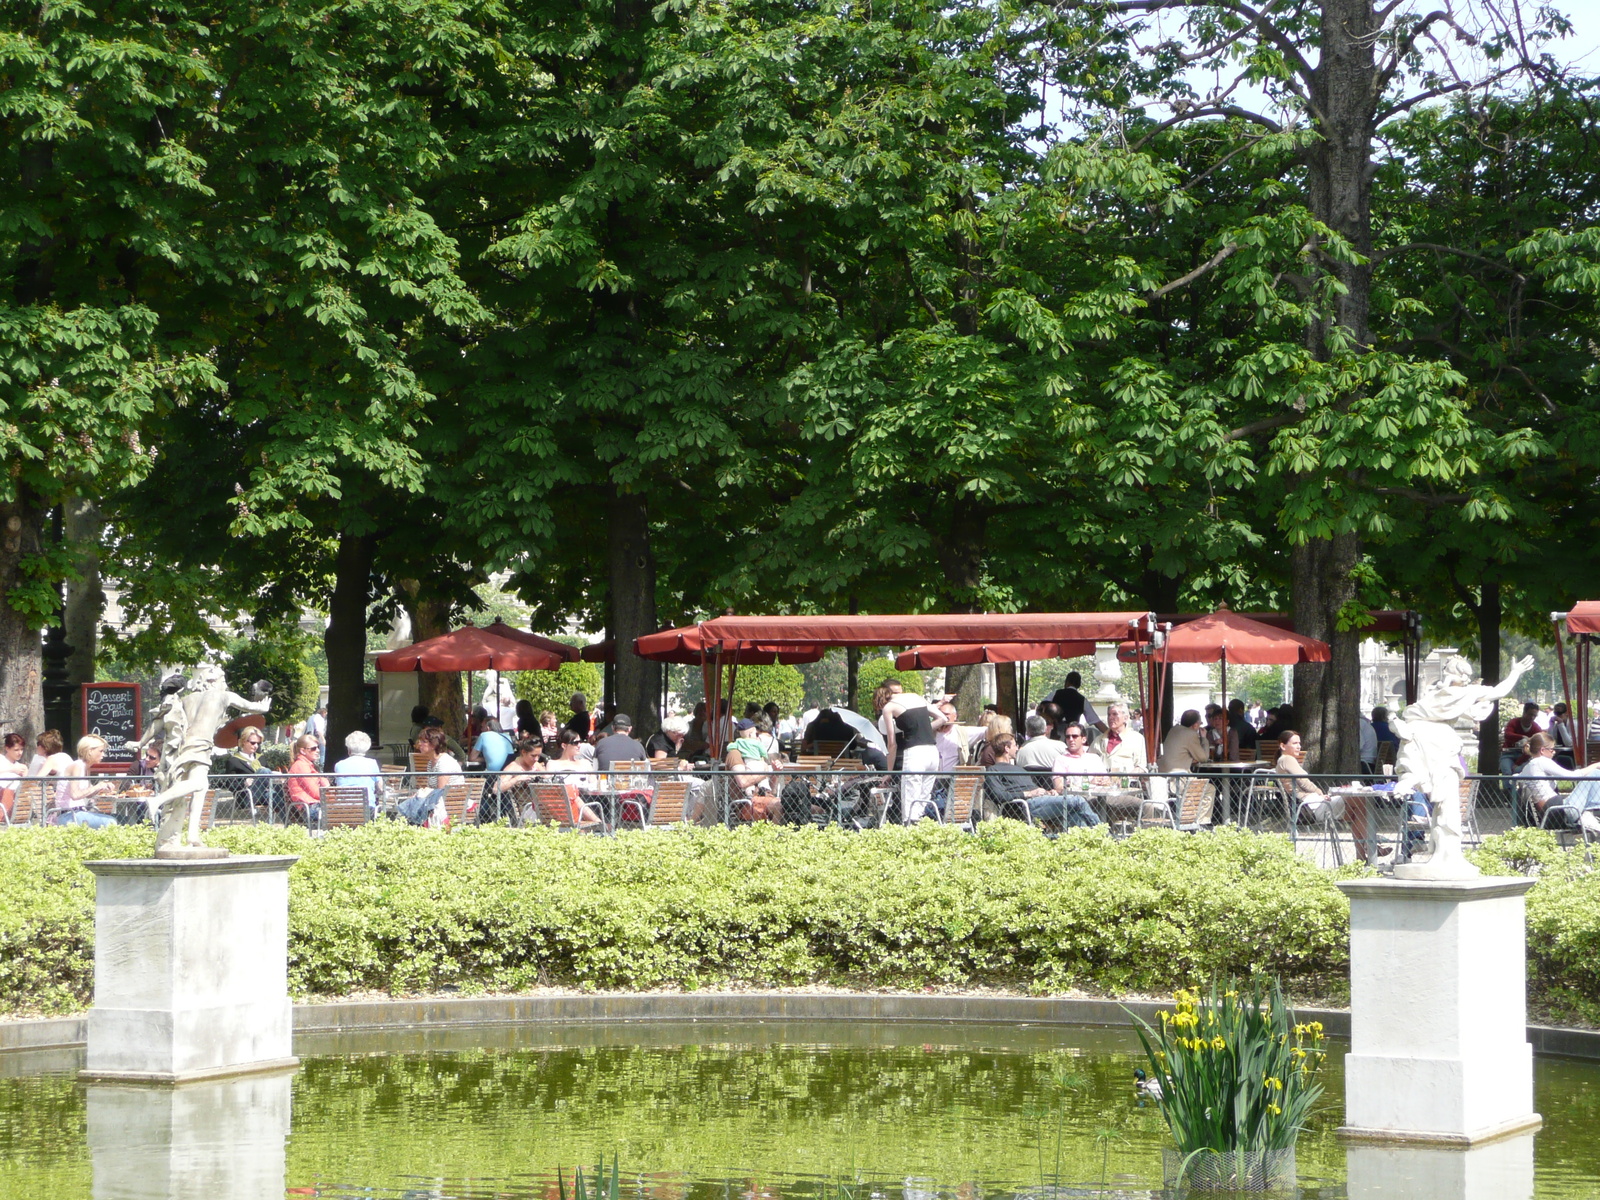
[1118,605,1330,708]
[482,620,581,662]
[894,641,1096,670]
[374,627,568,673]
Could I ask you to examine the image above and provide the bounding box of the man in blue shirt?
[471,718,515,773]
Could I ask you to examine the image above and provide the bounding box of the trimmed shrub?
[727,664,805,717]
[853,657,928,711]
[511,661,603,721]
[225,636,319,727]
[0,823,1352,1013]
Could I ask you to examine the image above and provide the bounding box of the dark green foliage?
[224,637,319,727]
[852,659,930,710]
[511,663,605,723]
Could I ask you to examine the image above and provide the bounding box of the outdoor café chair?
[931,766,984,831]
[643,780,689,827]
[321,786,369,829]
[2,780,34,828]
[1174,776,1215,832]
[1289,784,1349,868]
[529,779,605,833]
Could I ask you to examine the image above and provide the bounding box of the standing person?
[0,733,27,820]
[1359,713,1379,774]
[1500,701,1543,777]
[53,736,119,828]
[878,682,949,823]
[1370,706,1395,745]
[594,714,648,771]
[1047,671,1106,736]
[285,733,325,826]
[333,730,383,816]
[302,704,328,767]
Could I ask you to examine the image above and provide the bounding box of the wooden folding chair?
[3,781,34,827]
[649,758,680,772]
[810,741,850,758]
[409,752,430,777]
[644,780,689,828]
[1257,739,1281,766]
[1174,776,1215,832]
[322,786,369,829]
[938,766,984,831]
[1459,777,1481,847]
[441,783,474,828]
[528,780,601,832]
[199,789,219,832]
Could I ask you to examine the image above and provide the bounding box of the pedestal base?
[88,1068,294,1200]
[1337,876,1538,1145]
[1344,1131,1536,1200]
[83,856,299,1084]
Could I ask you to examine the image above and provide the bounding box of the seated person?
[285,733,325,826]
[1277,730,1377,860]
[52,735,119,829]
[421,717,467,762]
[984,735,1100,830]
[1051,723,1110,792]
[487,736,543,822]
[594,713,648,772]
[216,725,274,815]
[470,717,516,773]
[801,706,861,755]
[646,716,688,762]
[726,729,783,821]
[539,729,605,829]
[398,728,462,826]
[1158,711,1209,773]
[1517,732,1600,828]
[333,730,383,816]
[0,732,27,821]
[1226,699,1259,762]
[1501,702,1541,777]
[1014,714,1065,777]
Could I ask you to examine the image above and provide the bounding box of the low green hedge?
[12,824,1599,1020]
[0,822,1355,1014]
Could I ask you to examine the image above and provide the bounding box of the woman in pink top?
[285,734,325,826]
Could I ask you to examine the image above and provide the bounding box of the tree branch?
[1222,412,1298,442]
[1147,243,1239,299]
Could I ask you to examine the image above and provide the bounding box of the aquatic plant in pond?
[1130,980,1328,1157]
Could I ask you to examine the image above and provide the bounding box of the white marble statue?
[138,664,273,855]
[1392,653,1535,878]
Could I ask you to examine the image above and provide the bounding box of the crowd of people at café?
[5,668,1600,840]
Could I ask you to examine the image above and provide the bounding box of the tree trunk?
[325,531,377,766]
[0,497,45,743]
[936,498,988,721]
[1291,533,1362,772]
[400,584,464,745]
[1476,576,1502,774]
[608,492,661,737]
[994,662,1018,727]
[62,495,104,741]
[1282,0,1379,775]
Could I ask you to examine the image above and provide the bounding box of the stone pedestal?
[88,1069,294,1200]
[1169,661,1212,718]
[83,856,299,1083]
[1345,1133,1535,1200]
[1337,876,1540,1145]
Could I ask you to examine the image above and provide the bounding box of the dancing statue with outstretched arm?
[138,665,273,855]
[1392,653,1535,879]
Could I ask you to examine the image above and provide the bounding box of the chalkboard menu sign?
[81,683,142,770]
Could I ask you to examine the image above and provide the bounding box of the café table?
[1197,760,1257,825]
[1327,784,1413,867]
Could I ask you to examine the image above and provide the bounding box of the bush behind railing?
[9,823,1600,1018]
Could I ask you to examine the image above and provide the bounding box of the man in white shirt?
[1359,715,1378,773]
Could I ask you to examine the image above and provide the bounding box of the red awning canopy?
[895,641,1097,670]
[1566,602,1600,635]
[374,627,567,673]
[1155,610,1417,635]
[1122,607,1330,664]
[481,621,581,662]
[633,625,827,665]
[685,612,1154,650]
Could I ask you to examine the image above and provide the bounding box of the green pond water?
[1,1020,1598,1198]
